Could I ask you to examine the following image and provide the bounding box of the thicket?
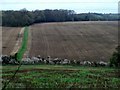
[110,46,120,67]
[2,9,119,27]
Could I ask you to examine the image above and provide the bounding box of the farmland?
[2,65,120,88]
[2,21,118,61]
[2,21,119,89]
[2,27,21,55]
[29,21,118,61]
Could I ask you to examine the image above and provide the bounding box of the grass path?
[23,26,31,58]
[16,26,29,61]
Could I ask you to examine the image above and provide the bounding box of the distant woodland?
[2,9,119,27]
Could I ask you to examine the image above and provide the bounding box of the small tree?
[110,46,120,67]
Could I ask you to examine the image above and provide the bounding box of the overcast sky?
[0,0,119,13]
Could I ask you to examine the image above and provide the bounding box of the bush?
[110,46,120,67]
[2,55,10,64]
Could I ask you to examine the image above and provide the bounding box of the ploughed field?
[2,27,21,55]
[29,21,118,61]
[2,21,118,61]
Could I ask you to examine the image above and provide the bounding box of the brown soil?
[29,21,118,61]
[2,27,21,55]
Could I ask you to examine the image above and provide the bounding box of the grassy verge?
[16,27,28,61]
[2,65,120,88]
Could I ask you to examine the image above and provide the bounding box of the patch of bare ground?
[2,27,21,55]
[29,21,118,62]
[10,27,24,55]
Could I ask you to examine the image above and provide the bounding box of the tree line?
[2,9,119,27]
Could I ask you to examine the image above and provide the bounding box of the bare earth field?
[2,27,21,55]
[1,21,119,89]
[29,21,118,61]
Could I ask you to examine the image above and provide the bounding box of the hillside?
[2,21,118,62]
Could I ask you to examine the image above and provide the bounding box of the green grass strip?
[17,26,29,61]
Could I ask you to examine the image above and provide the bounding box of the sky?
[0,0,119,13]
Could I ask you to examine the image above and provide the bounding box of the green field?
[2,65,120,89]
